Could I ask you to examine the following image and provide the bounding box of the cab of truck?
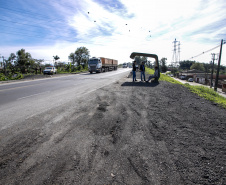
[122,63,127,68]
[88,57,102,73]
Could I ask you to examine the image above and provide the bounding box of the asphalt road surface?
[0,69,225,185]
[0,68,131,130]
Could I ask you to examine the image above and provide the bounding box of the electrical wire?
[188,45,221,60]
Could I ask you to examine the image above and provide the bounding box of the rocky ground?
[0,73,225,184]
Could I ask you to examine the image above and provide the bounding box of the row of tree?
[178,60,226,74]
[0,47,91,76]
[135,57,225,74]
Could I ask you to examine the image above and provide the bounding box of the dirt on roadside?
[0,74,225,184]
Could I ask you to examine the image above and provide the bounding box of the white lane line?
[0,73,87,86]
[17,91,50,100]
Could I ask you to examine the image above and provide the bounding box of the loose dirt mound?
[0,75,225,184]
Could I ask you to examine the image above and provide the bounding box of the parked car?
[180,76,186,80]
[43,67,57,75]
[188,78,193,82]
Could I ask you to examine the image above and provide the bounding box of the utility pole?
[210,53,216,88]
[214,39,223,91]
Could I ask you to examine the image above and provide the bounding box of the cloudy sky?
[0,0,226,65]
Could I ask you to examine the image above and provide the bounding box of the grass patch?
[146,68,226,108]
[183,83,226,108]
[146,68,182,84]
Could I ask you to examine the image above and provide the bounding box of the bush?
[77,65,83,71]
[0,72,23,81]
[0,73,6,81]
[12,73,23,80]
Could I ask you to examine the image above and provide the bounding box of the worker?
[146,66,159,82]
[132,61,137,82]
[140,61,146,81]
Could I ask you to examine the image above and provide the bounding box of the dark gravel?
[0,74,225,184]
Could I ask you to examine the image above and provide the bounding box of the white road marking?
[17,91,50,100]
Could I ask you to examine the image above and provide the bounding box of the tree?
[68,53,76,66]
[179,60,195,70]
[160,57,167,72]
[146,60,152,68]
[53,55,60,66]
[15,49,32,73]
[134,56,147,66]
[74,47,90,66]
[5,53,16,73]
[203,63,212,73]
[8,53,16,63]
[190,62,205,71]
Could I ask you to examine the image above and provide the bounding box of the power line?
[188,45,221,60]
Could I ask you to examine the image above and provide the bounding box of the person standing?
[140,61,146,81]
[132,61,137,82]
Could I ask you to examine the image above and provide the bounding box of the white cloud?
[1,0,226,65]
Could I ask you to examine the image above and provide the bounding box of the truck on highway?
[122,63,127,68]
[88,57,118,73]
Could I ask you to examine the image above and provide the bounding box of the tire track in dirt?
[0,76,226,184]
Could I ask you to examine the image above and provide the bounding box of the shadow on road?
[121,81,159,87]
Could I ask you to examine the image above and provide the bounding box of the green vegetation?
[183,83,226,108]
[0,46,90,81]
[190,62,205,71]
[146,68,226,108]
[159,58,168,72]
[57,65,88,74]
[179,60,226,74]
[146,68,182,84]
[0,72,23,81]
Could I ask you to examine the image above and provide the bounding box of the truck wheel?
[90,71,92,74]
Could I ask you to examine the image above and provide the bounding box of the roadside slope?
[0,75,225,184]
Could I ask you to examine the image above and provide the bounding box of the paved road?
[0,68,131,130]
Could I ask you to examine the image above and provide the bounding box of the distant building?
[178,69,226,88]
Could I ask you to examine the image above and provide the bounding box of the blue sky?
[0,0,226,65]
